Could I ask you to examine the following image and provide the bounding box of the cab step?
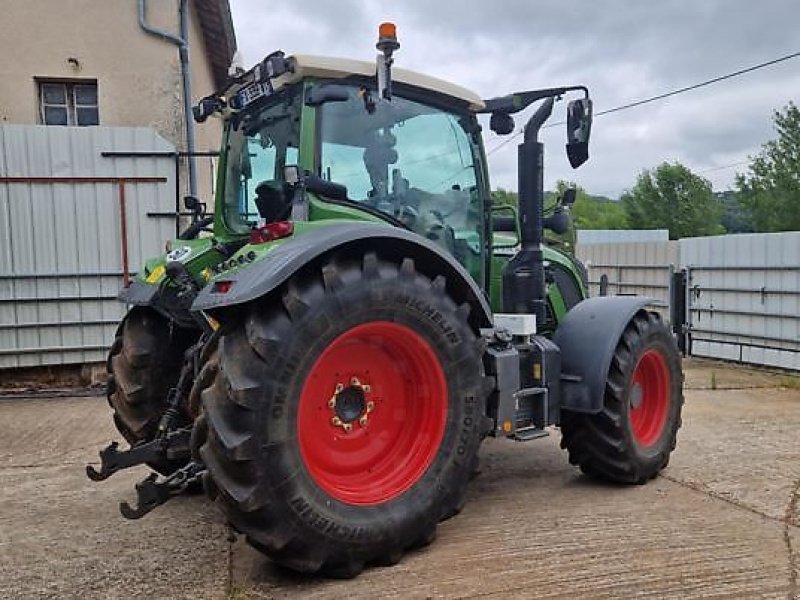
[512,426,549,442]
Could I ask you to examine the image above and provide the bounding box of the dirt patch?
[683,357,796,390]
[0,362,106,392]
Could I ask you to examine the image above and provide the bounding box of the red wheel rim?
[297,321,448,505]
[629,349,671,447]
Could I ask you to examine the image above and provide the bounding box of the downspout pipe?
[137,0,197,197]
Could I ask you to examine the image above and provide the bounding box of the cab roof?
[277,54,486,112]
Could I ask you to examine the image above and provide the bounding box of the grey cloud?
[229,0,800,196]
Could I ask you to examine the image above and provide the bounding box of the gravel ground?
[0,359,797,599]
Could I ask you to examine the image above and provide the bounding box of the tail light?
[211,280,233,294]
[249,220,294,245]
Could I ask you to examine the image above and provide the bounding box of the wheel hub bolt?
[328,377,375,433]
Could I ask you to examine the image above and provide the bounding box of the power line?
[485,49,800,157]
[699,160,750,174]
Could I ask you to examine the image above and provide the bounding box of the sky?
[228,1,800,198]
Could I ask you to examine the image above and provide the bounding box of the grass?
[779,375,800,390]
[217,586,249,600]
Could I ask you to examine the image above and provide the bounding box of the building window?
[38,80,99,126]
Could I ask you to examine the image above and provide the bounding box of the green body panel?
[298,89,318,169]
[211,125,236,243]
[308,196,384,224]
[139,237,226,287]
[487,244,588,330]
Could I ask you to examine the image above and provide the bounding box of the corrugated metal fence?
[578,232,800,371]
[576,241,679,319]
[682,233,800,371]
[0,125,177,368]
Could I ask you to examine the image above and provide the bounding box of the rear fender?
[192,222,493,331]
[553,296,653,413]
[119,281,197,329]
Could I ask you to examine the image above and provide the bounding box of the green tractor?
[88,24,683,577]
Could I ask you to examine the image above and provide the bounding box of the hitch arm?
[120,461,206,519]
[85,427,192,482]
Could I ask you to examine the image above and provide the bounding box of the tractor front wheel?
[559,311,683,484]
[200,253,486,576]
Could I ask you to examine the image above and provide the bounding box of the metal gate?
[682,264,800,370]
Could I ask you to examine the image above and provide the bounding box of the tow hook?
[85,427,192,482]
[119,461,206,520]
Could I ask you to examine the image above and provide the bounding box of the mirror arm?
[480,85,588,115]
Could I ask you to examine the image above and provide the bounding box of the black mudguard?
[119,281,158,306]
[553,296,654,414]
[118,281,197,329]
[192,222,493,330]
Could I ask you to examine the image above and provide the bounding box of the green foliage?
[553,180,628,230]
[491,182,629,231]
[736,102,800,232]
[490,188,518,208]
[717,191,753,233]
[621,162,724,239]
[572,196,628,230]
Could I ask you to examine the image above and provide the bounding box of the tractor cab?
[203,52,491,286]
[191,36,590,318]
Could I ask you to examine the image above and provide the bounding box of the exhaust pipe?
[501,97,555,321]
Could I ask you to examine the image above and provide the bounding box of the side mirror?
[543,208,571,235]
[566,97,592,168]
[491,204,520,249]
[192,96,222,123]
[490,112,515,135]
[562,188,577,207]
[492,215,517,232]
[305,84,351,106]
[183,195,205,216]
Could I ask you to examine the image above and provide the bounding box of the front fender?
[553,296,654,413]
[192,222,492,330]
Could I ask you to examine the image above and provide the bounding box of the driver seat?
[254,180,290,223]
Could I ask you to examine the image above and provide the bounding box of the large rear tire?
[106,308,197,473]
[559,311,683,484]
[201,253,486,576]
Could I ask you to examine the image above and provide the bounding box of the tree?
[490,187,518,208]
[621,162,724,239]
[549,180,629,230]
[736,102,800,232]
[717,191,753,234]
[491,182,629,230]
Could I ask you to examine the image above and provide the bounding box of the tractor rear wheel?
[106,308,197,473]
[200,253,486,576]
[559,311,683,484]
